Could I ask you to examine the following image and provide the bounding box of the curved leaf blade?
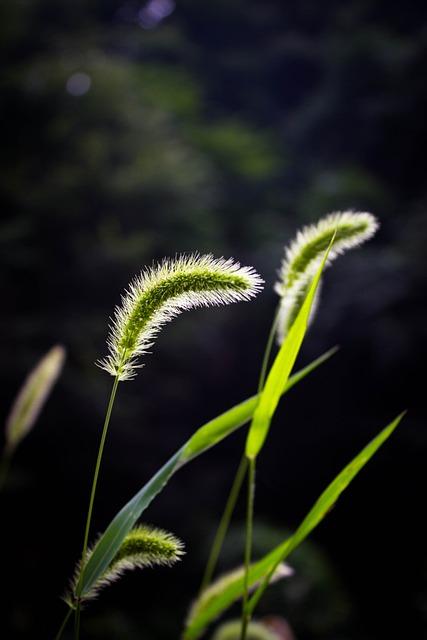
[246,241,333,459]
[78,350,336,598]
[184,413,404,639]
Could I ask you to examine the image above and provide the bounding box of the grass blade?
[78,350,336,598]
[245,242,333,460]
[184,412,404,639]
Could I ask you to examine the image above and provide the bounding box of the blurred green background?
[1,0,426,638]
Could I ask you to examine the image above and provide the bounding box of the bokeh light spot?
[66,72,92,96]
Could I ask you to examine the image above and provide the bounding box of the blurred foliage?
[1,0,427,638]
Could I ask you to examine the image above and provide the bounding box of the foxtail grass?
[275,211,378,343]
[69,254,262,638]
[67,525,184,606]
[1,345,65,491]
[51,216,403,640]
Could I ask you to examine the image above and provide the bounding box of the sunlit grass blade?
[76,350,336,599]
[183,412,404,640]
[246,238,334,460]
[182,347,337,463]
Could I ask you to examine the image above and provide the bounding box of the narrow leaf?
[184,413,404,639]
[182,346,337,464]
[246,240,333,459]
[78,350,335,598]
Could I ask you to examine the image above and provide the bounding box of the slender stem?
[197,306,280,594]
[74,604,81,640]
[74,374,120,638]
[257,307,280,394]
[240,457,256,640]
[238,310,278,638]
[54,606,73,640]
[247,560,276,619]
[199,455,248,594]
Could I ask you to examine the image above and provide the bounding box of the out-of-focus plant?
[0,345,65,490]
[211,619,279,640]
[53,213,403,640]
[187,563,293,635]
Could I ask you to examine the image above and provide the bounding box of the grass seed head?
[186,563,292,632]
[68,524,184,605]
[275,211,379,343]
[5,345,66,455]
[98,253,263,381]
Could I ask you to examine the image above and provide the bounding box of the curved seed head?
[186,563,292,632]
[275,211,378,343]
[98,253,263,381]
[68,524,184,606]
[5,345,66,455]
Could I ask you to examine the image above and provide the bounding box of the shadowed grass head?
[98,254,263,381]
[275,211,378,343]
[186,563,292,633]
[69,524,184,605]
[5,345,65,456]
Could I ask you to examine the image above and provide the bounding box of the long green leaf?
[246,242,333,459]
[78,349,336,598]
[184,412,404,640]
[183,346,338,464]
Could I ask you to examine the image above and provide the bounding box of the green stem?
[240,457,256,640]
[197,306,280,595]
[239,310,278,638]
[199,455,248,594]
[257,307,280,394]
[54,606,73,640]
[247,545,285,617]
[74,374,120,638]
[74,603,81,640]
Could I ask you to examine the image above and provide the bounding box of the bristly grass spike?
[4,345,66,456]
[275,211,378,343]
[98,253,264,381]
[68,524,184,606]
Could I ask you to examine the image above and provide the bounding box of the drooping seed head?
[98,253,263,381]
[5,345,66,455]
[275,211,379,343]
[186,563,292,632]
[68,524,184,605]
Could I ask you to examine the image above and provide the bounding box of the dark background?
[1,1,427,638]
